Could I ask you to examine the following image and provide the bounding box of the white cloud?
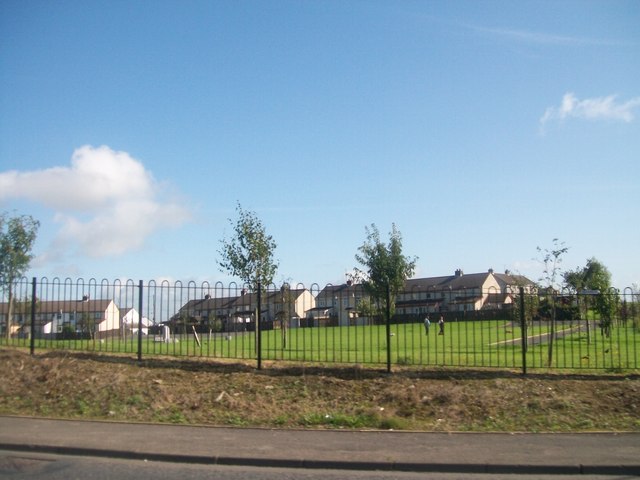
[540,93,640,132]
[0,145,192,260]
[471,26,625,47]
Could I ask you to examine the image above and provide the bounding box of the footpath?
[0,416,639,475]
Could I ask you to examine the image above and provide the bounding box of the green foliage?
[564,257,617,335]
[299,412,383,429]
[77,313,96,339]
[512,291,539,327]
[536,297,579,321]
[0,212,40,287]
[217,202,278,291]
[354,224,417,318]
[355,297,381,323]
[564,257,611,292]
[0,212,40,339]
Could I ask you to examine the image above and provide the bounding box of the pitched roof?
[493,272,535,286]
[0,299,114,315]
[179,288,311,312]
[316,283,366,298]
[404,272,491,291]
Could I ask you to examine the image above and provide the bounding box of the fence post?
[30,277,36,356]
[257,283,262,370]
[519,286,527,376]
[386,284,392,373]
[138,280,143,362]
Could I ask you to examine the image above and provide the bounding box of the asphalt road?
[0,451,633,480]
[1,417,639,476]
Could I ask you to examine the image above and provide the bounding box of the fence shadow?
[21,348,639,382]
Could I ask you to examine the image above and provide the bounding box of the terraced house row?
[1,269,534,337]
[171,269,534,332]
[0,297,151,338]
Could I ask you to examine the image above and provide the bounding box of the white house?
[120,308,152,335]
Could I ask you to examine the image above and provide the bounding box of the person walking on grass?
[424,315,431,335]
[438,315,445,335]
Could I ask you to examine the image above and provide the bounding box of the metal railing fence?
[1,278,638,373]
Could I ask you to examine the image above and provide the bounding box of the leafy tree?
[217,203,278,292]
[77,312,96,340]
[354,223,417,320]
[564,258,612,289]
[564,257,617,337]
[0,213,39,339]
[536,238,569,367]
[355,297,379,325]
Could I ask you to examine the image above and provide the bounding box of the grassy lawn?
[4,318,639,371]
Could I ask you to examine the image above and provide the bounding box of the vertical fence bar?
[257,282,262,370]
[519,287,527,375]
[386,284,391,373]
[29,277,36,355]
[138,280,143,362]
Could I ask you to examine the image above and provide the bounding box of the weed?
[126,394,145,407]
[576,419,595,429]
[396,356,413,366]
[167,410,187,424]
[377,416,409,430]
[273,415,289,426]
[153,406,188,424]
[225,414,248,427]
[76,400,90,415]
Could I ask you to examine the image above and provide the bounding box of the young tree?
[0,212,40,339]
[354,223,417,320]
[217,203,278,292]
[355,297,379,325]
[536,238,569,367]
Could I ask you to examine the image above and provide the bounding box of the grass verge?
[1,348,638,432]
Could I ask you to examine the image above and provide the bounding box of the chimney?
[488,268,494,274]
[455,269,463,277]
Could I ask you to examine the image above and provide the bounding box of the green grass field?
[4,319,639,371]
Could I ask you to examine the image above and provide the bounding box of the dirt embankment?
[1,349,638,432]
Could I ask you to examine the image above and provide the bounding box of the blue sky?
[1,0,638,289]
